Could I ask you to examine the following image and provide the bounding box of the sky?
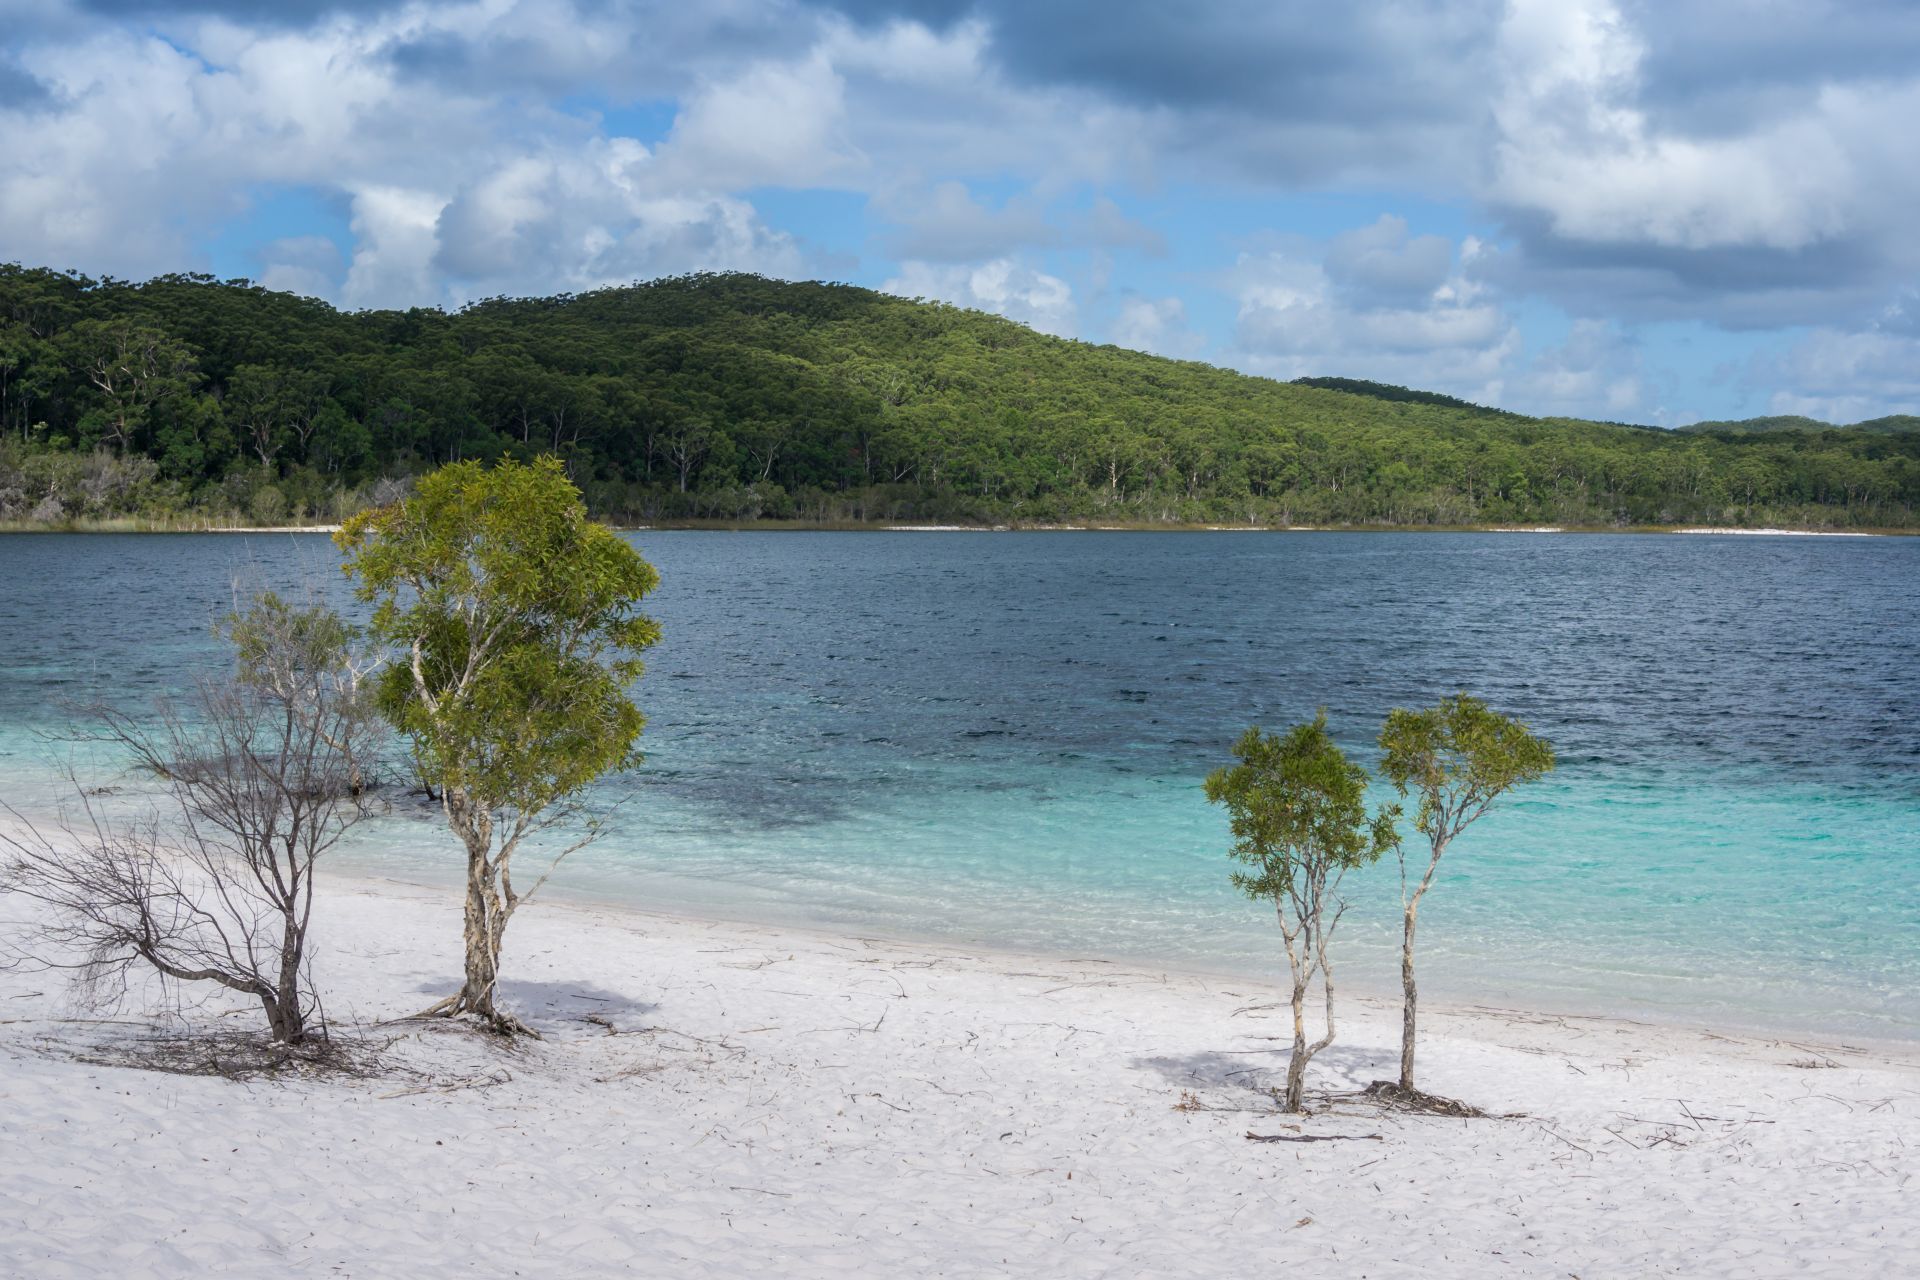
[3,0,1918,425]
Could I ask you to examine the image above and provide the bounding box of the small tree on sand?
[0,594,379,1043]
[1377,693,1553,1096]
[337,456,660,1035]
[1206,713,1396,1112]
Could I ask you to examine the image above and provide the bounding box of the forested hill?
[2,264,1916,529]
[1287,377,1524,420]
[1675,414,1920,436]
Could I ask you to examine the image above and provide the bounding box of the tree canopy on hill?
[1,263,1915,528]
[1289,377,1522,421]
[1677,414,1920,437]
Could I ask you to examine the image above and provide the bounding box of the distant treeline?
[2,263,1916,528]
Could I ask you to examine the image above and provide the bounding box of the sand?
[1670,528,1878,536]
[2,871,1915,1278]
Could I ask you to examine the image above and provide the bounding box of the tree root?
[399,996,543,1040]
[1362,1080,1495,1117]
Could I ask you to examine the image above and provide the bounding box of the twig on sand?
[1246,1131,1384,1143]
[1231,1002,1287,1018]
[582,1013,645,1036]
[377,1069,513,1100]
[796,1007,888,1036]
[1541,1127,1594,1157]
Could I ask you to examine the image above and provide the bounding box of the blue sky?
[4,0,1919,425]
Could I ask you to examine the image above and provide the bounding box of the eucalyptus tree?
[337,456,660,1035]
[1206,714,1396,1112]
[1377,694,1554,1094]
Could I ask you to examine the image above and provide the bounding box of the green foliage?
[1291,376,1522,419]
[224,591,357,694]
[1376,694,1554,847]
[3,262,1918,528]
[336,456,661,817]
[1205,713,1397,904]
[1677,414,1920,436]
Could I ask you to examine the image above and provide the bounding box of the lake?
[1,530,1916,1038]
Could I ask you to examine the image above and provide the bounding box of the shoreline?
[3,793,1910,1052]
[362,866,1920,1058]
[3,865,1915,1276]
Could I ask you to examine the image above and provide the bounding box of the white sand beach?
[199,524,345,534]
[1671,528,1879,536]
[2,871,1915,1278]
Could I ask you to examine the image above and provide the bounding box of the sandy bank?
[2,871,1915,1277]
[1672,527,1878,536]
[198,523,344,533]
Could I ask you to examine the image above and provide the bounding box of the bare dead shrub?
[0,593,382,1043]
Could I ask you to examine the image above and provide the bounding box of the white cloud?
[426,140,807,302]
[825,16,994,87]
[1488,0,1880,252]
[653,51,864,192]
[255,234,344,298]
[0,3,818,307]
[1762,328,1920,423]
[1110,295,1204,358]
[879,182,1059,262]
[882,258,1077,336]
[1219,220,1666,420]
[1501,320,1645,420]
[342,185,446,309]
[1324,214,1454,303]
[1227,234,1517,386]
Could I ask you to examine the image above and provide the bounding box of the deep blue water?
[1,531,1916,1038]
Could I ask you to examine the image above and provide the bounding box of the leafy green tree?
[337,456,660,1034]
[64,317,199,453]
[1206,713,1396,1112]
[1377,694,1554,1094]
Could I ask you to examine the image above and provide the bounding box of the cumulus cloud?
[1759,317,1920,424]
[1478,0,1920,343]
[255,234,344,299]
[422,141,806,305]
[0,2,817,306]
[1226,227,1516,390]
[1324,215,1455,305]
[1498,320,1647,421]
[879,183,1057,261]
[1219,219,1667,421]
[1490,0,1854,252]
[1109,294,1204,359]
[653,51,864,191]
[882,258,1076,335]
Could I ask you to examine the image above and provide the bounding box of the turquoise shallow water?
[1,531,1916,1038]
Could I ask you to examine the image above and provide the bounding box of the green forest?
[2,263,1916,529]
